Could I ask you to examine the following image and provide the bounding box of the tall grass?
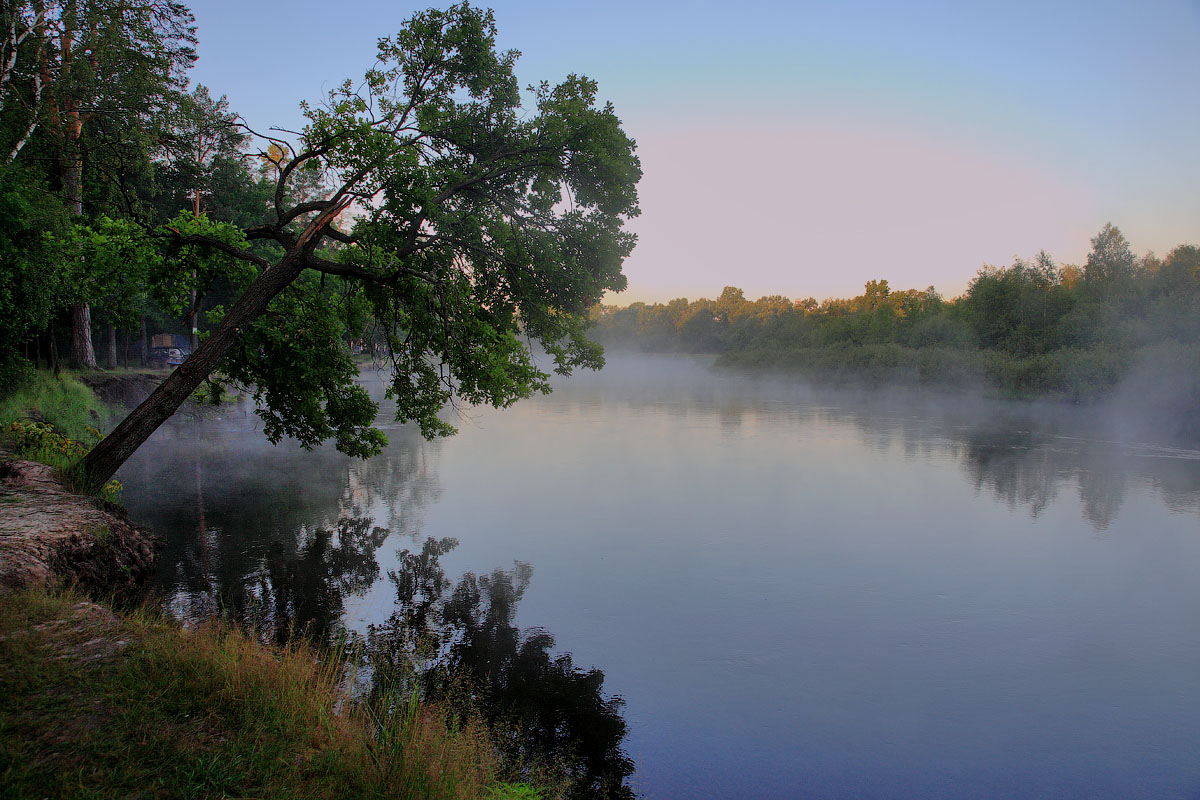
[0,589,538,799]
[0,370,108,441]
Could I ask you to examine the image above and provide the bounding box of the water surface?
[120,355,1200,799]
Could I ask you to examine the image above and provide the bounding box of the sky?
[183,0,1200,303]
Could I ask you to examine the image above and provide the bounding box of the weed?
[487,783,547,799]
[0,371,109,442]
[3,420,122,502]
[0,589,529,800]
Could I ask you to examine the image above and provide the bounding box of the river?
[118,354,1200,799]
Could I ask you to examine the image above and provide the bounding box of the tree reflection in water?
[238,516,390,643]
[367,537,635,800]
[123,417,433,644]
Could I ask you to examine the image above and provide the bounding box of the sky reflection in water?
[119,355,1200,799]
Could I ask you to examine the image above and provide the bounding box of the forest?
[0,1,641,489]
[595,226,1200,403]
[0,1,273,382]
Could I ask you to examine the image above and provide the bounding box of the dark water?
[119,355,1200,799]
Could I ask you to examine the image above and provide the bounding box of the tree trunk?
[63,103,97,369]
[139,317,148,366]
[106,324,117,369]
[81,255,307,488]
[50,326,60,376]
[70,303,97,368]
[188,285,199,352]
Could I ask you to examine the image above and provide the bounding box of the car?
[147,347,189,368]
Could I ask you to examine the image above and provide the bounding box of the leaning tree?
[80,3,640,488]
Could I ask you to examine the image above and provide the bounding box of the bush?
[4,420,122,502]
[0,371,109,441]
[982,348,1130,399]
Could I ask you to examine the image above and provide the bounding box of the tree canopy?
[594,223,1200,402]
[75,2,640,487]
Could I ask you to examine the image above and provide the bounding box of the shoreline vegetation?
[592,225,1200,415]
[0,378,553,800]
[2,373,638,800]
[0,588,529,800]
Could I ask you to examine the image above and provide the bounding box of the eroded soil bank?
[79,371,163,410]
[0,458,158,600]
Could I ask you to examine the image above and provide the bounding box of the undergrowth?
[0,371,108,441]
[3,420,122,503]
[0,371,122,501]
[0,588,543,799]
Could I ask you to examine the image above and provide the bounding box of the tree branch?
[160,229,271,270]
[305,255,437,286]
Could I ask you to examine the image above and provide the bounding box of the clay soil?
[0,457,158,600]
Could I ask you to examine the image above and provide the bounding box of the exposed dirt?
[0,458,159,600]
[79,371,164,409]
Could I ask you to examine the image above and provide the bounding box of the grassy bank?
[0,371,108,442]
[0,371,121,501]
[0,588,540,799]
[0,373,549,798]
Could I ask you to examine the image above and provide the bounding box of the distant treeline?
[593,224,1200,401]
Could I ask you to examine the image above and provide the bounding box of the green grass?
[0,371,123,500]
[0,588,531,800]
[0,370,109,441]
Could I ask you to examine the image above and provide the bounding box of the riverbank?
[0,467,531,800]
[714,342,1129,400]
[0,370,160,596]
[0,372,544,800]
[0,457,158,598]
[0,587,512,800]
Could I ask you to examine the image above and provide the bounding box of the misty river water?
[118,354,1200,799]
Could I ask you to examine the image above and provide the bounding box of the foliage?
[0,370,106,440]
[597,224,1200,401]
[1084,222,1136,287]
[237,3,642,450]
[2,2,649,483]
[155,84,247,213]
[66,2,642,489]
[211,272,386,455]
[0,163,68,384]
[3,420,122,502]
[6,419,90,460]
[151,210,257,314]
[486,784,547,800]
[54,215,160,329]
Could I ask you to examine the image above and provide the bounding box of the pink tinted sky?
[627,122,1096,303]
[185,0,1200,303]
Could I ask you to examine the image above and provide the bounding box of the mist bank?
[593,225,1199,413]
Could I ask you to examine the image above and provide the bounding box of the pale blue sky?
[185,0,1200,301]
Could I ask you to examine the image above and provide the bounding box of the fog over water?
[119,355,1200,799]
